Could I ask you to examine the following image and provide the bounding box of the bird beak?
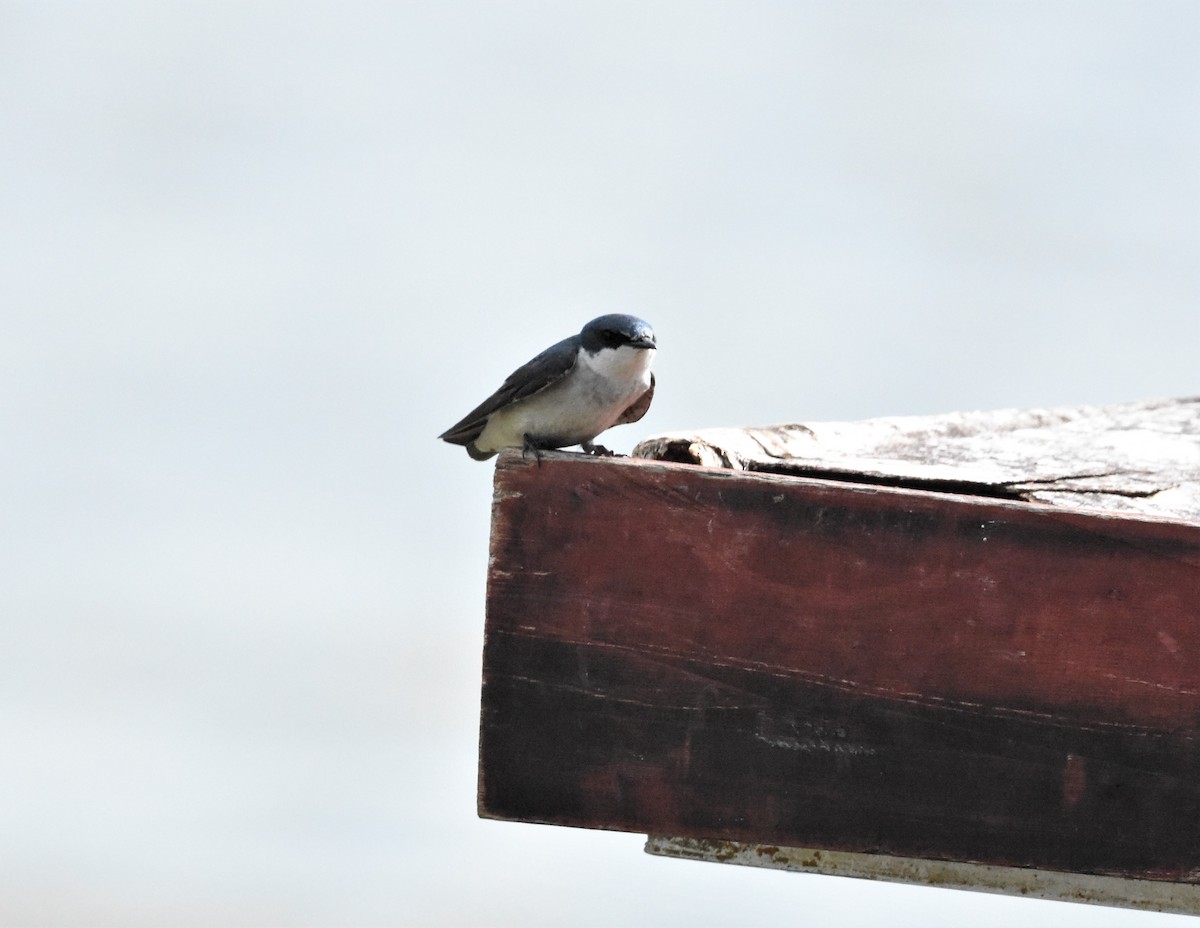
[629,336,657,350]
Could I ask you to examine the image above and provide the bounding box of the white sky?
[2,2,1198,925]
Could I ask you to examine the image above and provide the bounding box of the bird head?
[580,314,657,354]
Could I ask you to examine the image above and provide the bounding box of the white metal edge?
[644,836,1200,915]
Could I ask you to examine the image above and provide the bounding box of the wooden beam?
[478,443,1200,890]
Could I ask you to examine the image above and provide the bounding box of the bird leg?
[521,434,543,466]
[581,440,616,457]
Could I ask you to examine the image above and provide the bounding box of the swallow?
[439,314,657,460]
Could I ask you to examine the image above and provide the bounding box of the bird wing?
[614,372,654,426]
[438,335,581,445]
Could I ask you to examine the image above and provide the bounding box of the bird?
[439,314,657,461]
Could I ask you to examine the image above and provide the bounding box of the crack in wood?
[743,462,1031,501]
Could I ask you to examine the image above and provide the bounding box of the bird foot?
[581,441,617,457]
[521,435,544,466]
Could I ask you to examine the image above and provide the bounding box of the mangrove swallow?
[439,314,657,460]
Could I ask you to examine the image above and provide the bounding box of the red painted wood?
[479,451,1200,881]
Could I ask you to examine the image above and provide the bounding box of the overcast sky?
[2,2,1198,926]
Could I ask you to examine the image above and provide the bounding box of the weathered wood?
[479,448,1200,887]
[633,396,1200,521]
